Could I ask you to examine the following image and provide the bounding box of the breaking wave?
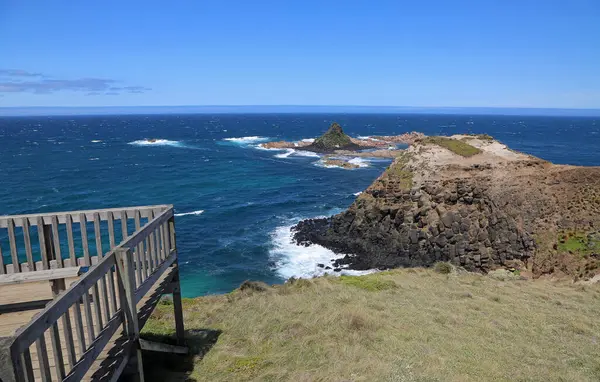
[128,139,184,147]
[174,210,205,217]
[269,222,376,279]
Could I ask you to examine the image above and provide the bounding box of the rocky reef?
[293,134,600,279]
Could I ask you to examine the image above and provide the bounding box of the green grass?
[464,133,494,141]
[421,136,482,157]
[337,274,397,291]
[558,231,600,256]
[143,269,600,381]
[385,152,414,189]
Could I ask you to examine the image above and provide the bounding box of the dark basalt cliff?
[293,135,600,278]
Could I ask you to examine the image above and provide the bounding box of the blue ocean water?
[0,113,598,297]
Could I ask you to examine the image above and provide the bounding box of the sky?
[1,0,599,110]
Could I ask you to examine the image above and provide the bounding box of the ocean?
[0,113,598,297]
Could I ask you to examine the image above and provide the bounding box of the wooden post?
[172,269,185,346]
[116,248,145,382]
[169,217,185,346]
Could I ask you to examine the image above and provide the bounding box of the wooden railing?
[0,205,171,274]
[3,205,180,381]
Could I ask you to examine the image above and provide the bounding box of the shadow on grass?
[140,328,222,382]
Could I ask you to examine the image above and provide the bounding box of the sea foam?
[274,149,295,158]
[223,136,269,144]
[270,223,375,279]
[128,139,183,147]
[348,157,369,167]
[174,210,205,217]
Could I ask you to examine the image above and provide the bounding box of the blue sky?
[1,0,599,109]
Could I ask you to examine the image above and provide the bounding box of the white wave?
[223,136,269,144]
[174,210,204,217]
[294,150,320,158]
[348,157,369,167]
[270,223,376,279]
[301,138,315,143]
[128,139,183,147]
[91,140,102,143]
[353,191,363,196]
[89,158,100,161]
[274,149,296,158]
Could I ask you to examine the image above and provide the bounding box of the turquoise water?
[0,113,598,296]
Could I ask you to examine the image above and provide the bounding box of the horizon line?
[1,105,600,117]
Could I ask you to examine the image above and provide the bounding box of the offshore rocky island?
[282,123,600,280]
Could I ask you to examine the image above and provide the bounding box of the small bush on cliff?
[433,261,454,274]
[421,136,481,157]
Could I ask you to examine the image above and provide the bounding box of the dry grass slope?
[143,269,600,381]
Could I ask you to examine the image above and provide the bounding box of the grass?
[385,152,414,189]
[421,136,482,157]
[558,231,600,256]
[143,269,600,381]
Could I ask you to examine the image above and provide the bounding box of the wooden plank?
[51,215,64,268]
[91,281,104,336]
[21,348,35,382]
[65,215,76,268]
[36,217,50,271]
[72,302,87,356]
[0,205,172,228]
[119,208,173,251]
[107,211,116,249]
[34,334,52,382]
[21,218,34,270]
[159,223,167,261]
[134,210,143,287]
[116,247,145,382]
[116,248,139,336]
[169,217,176,252]
[82,289,96,343]
[142,237,150,281]
[121,209,128,242]
[0,241,5,274]
[62,313,122,382]
[106,213,121,318]
[93,212,103,259]
[172,267,185,346]
[0,299,52,314]
[148,230,157,273]
[135,249,177,303]
[49,321,66,379]
[139,339,188,354]
[61,306,78,369]
[12,252,116,353]
[7,218,20,273]
[94,212,113,321]
[80,213,91,266]
[0,267,82,285]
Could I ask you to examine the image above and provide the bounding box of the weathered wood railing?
[1,205,183,381]
[0,205,171,274]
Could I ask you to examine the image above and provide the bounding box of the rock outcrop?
[305,123,361,153]
[293,135,600,278]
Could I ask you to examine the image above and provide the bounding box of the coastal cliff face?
[294,135,600,278]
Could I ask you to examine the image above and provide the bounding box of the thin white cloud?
[0,69,151,95]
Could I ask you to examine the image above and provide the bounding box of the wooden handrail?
[0,205,170,228]
[5,205,178,382]
[0,205,172,276]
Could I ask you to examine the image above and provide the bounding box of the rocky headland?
[293,134,600,279]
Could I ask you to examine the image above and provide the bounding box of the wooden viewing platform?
[0,205,185,381]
